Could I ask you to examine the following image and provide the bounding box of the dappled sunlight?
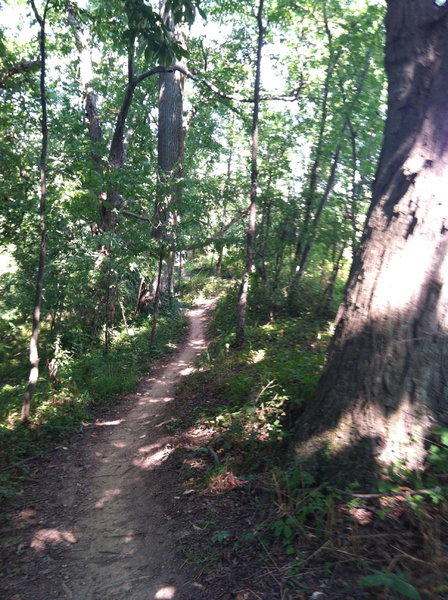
[373,235,438,314]
[111,440,127,448]
[95,419,124,427]
[297,391,433,472]
[250,348,265,363]
[137,442,162,455]
[95,488,121,508]
[134,442,173,469]
[155,586,177,599]
[179,366,195,376]
[31,528,77,551]
[148,395,174,404]
[377,395,430,468]
[94,451,111,463]
[188,338,206,348]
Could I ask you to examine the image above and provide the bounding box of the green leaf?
[283,524,292,538]
[211,530,230,542]
[434,427,448,446]
[360,572,421,600]
[360,573,393,588]
[391,577,421,600]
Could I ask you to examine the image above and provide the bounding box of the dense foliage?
[0,0,385,431]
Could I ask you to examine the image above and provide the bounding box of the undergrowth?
[172,286,448,600]
[0,311,185,503]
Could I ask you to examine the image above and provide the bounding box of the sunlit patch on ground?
[95,419,124,427]
[134,443,173,469]
[95,488,121,508]
[179,366,195,376]
[111,440,127,448]
[208,470,246,493]
[15,507,39,525]
[31,528,77,551]
[154,586,176,599]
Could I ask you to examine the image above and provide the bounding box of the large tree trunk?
[153,3,185,240]
[294,0,448,481]
[152,65,184,237]
[21,0,50,423]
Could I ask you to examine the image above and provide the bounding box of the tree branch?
[135,64,304,104]
[119,209,154,224]
[120,208,245,249]
[179,210,247,251]
[0,60,41,86]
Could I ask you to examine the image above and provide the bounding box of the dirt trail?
[4,300,214,600]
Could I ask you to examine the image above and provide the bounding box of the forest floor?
[1,299,216,600]
[2,298,447,600]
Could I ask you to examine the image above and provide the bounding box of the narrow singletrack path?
[4,300,214,600]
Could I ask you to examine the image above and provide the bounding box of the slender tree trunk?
[317,241,345,317]
[102,43,137,231]
[103,243,114,354]
[119,298,130,334]
[294,0,448,481]
[288,51,371,309]
[150,248,164,347]
[216,245,224,277]
[166,250,175,306]
[256,173,273,286]
[135,277,147,316]
[235,0,265,347]
[21,0,50,423]
[290,14,339,284]
[288,141,343,306]
[216,137,234,277]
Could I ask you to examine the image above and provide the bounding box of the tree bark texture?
[153,62,185,238]
[294,0,448,479]
[235,0,264,347]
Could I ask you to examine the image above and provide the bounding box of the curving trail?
[6,300,214,600]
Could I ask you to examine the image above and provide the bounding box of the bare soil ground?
[1,300,215,600]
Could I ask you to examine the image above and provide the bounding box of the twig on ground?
[207,445,220,465]
[335,487,442,499]
[302,540,331,565]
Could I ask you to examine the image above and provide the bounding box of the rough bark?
[21,0,50,423]
[294,0,448,481]
[235,0,264,347]
[153,64,185,238]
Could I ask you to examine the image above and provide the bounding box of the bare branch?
[120,209,154,224]
[135,64,304,105]
[180,210,247,251]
